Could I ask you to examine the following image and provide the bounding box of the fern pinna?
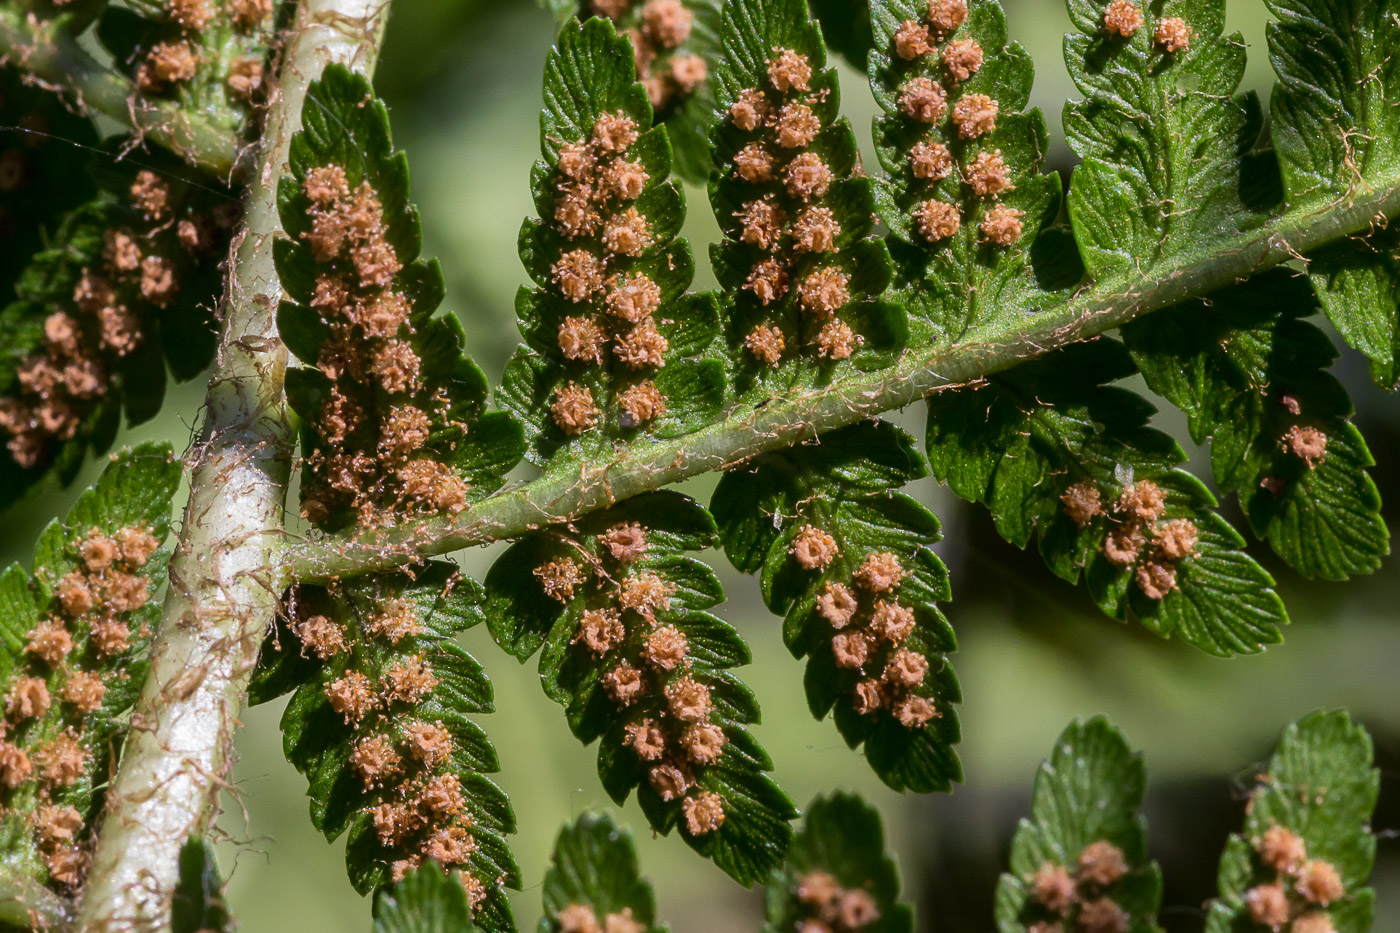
[0,0,1396,927]
[251,64,524,930]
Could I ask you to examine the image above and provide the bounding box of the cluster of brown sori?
[787,527,939,730]
[1239,824,1348,933]
[292,592,494,900]
[0,170,229,470]
[533,521,729,838]
[136,0,273,102]
[588,0,708,113]
[555,901,646,933]
[547,112,671,437]
[0,524,159,889]
[1025,840,1138,933]
[887,0,1028,250]
[1059,478,1200,601]
[790,871,882,933]
[1100,0,1192,51]
[297,163,469,526]
[726,46,864,366]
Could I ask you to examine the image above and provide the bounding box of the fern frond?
[869,0,1066,344]
[0,153,230,510]
[276,64,524,529]
[1266,0,1400,389]
[1205,711,1379,933]
[95,0,281,139]
[501,16,724,466]
[484,491,795,885]
[994,718,1163,933]
[925,340,1287,657]
[764,793,914,933]
[710,0,902,389]
[712,420,960,793]
[1123,271,1388,581]
[255,566,518,930]
[539,812,663,933]
[1063,0,1275,280]
[0,443,179,898]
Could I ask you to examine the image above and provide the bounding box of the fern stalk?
[0,7,242,177]
[287,172,1400,581]
[72,2,390,930]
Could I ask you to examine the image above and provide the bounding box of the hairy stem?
[286,180,1400,582]
[0,8,242,177]
[74,2,388,930]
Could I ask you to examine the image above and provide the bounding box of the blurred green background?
[4,1,1397,930]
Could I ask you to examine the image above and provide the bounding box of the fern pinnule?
[503,15,723,466]
[0,154,230,508]
[539,811,663,933]
[485,491,795,886]
[1123,272,1387,581]
[764,793,914,933]
[712,420,961,794]
[711,0,901,389]
[869,0,1061,344]
[994,718,1162,933]
[926,340,1288,656]
[276,65,522,532]
[258,566,519,931]
[1063,0,1272,280]
[0,444,178,894]
[1204,711,1379,933]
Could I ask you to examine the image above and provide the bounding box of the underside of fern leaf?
[765,793,914,933]
[501,15,723,467]
[277,64,523,529]
[710,0,903,389]
[257,567,518,929]
[869,0,1065,344]
[1206,710,1379,933]
[1063,0,1276,280]
[484,491,794,885]
[1123,272,1388,581]
[0,443,179,915]
[538,812,663,933]
[926,340,1287,657]
[712,420,961,793]
[995,718,1163,933]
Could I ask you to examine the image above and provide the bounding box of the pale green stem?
[285,180,1400,582]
